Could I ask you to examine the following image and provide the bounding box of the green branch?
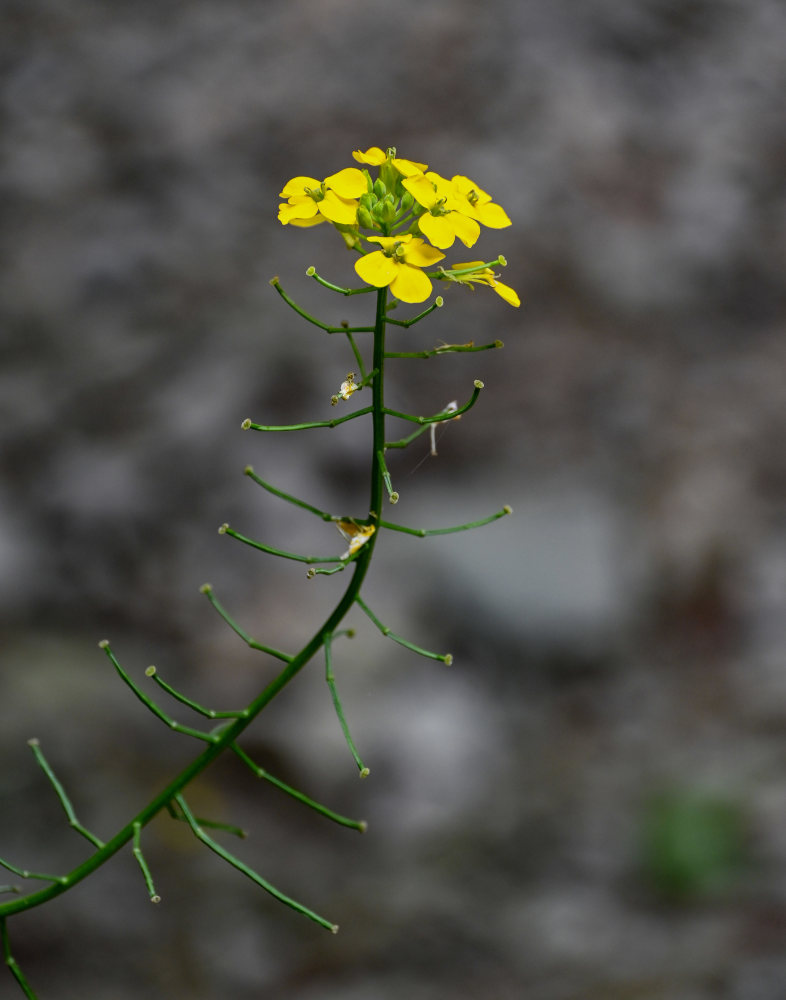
[175,794,338,933]
[306,267,378,296]
[383,379,484,425]
[355,596,453,665]
[199,584,291,662]
[27,740,104,849]
[380,505,512,537]
[324,632,369,778]
[385,339,502,358]
[269,276,374,333]
[242,406,372,432]
[230,743,366,830]
[218,523,345,565]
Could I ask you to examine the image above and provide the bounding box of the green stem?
[307,268,378,296]
[385,299,442,328]
[355,596,453,664]
[0,288,389,927]
[385,339,503,358]
[1,919,37,999]
[380,505,512,537]
[270,277,374,332]
[28,740,104,849]
[132,823,160,903]
[244,466,334,520]
[175,794,338,933]
[383,380,484,425]
[146,666,246,720]
[242,406,372,432]
[200,584,291,662]
[324,633,369,778]
[230,743,366,830]
[219,523,345,565]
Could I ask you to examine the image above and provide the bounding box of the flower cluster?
[278,146,519,306]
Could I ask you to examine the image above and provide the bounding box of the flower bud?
[357,204,375,229]
[400,191,414,212]
[373,178,387,200]
[380,194,397,224]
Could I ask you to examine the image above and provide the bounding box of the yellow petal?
[317,190,358,225]
[402,175,438,209]
[474,202,512,228]
[391,157,428,177]
[325,167,368,199]
[451,175,491,204]
[352,147,387,165]
[492,280,520,307]
[389,264,433,303]
[401,238,445,267]
[418,213,456,250]
[449,212,481,248]
[280,176,321,198]
[288,214,326,228]
[355,251,397,288]
[278,199,319,224]
[366,235,407,250]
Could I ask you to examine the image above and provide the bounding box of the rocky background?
[2,1,786,997]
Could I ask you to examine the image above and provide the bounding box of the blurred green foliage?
[639,789,747,902]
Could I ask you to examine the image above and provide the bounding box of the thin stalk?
[230,743,366,831]
[355,595,452,664]
[307,268,378,296]
[242,406,372,432]
[0,289,389,926]
[219,523,344,565]
[383,380,484,425]
[270,277,374,332]
[324,632,369,778]
[1,919,37,999]
[27,740,104,849]
[131,823,160,903]
[145,666,247,720]
[385,339,503,358]
[175,794,338,933]
[380,505,512,537]
[200,584,291,662]
[385,299,442,328]
[244,467,334,520]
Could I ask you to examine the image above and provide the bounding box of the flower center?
[304,184,326,203]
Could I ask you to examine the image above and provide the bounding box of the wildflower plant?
[1,145,517,996]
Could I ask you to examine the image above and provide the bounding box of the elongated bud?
[400,191,414,212]
[380,195,397,225]
[357,204,375,229]
[373,178,387,200]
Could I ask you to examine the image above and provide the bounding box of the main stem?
[0,288,389,920]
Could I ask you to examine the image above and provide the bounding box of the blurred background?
[2,1,785,997]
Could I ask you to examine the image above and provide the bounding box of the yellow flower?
[278,168,367,227]
[450,262,520,307]
[402,171,480,249]
[352,146,427,178]
[449,176,511,229]
[355,235,444,303]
